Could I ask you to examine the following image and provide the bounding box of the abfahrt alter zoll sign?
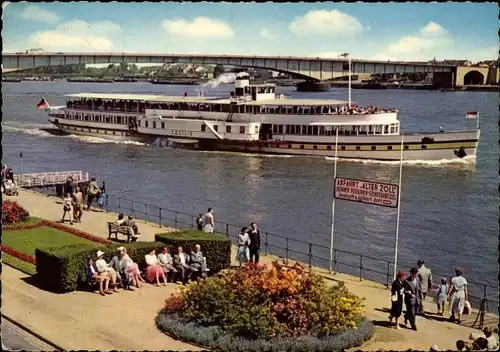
[334,177,399,208]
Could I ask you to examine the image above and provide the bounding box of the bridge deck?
[13,171,89,188]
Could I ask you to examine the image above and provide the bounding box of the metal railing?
[109,195,498,315]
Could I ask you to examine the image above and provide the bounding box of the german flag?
[36,97,49,110]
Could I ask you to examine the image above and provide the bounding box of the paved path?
[3,189,498,351]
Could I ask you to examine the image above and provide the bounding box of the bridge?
[2,52,456,82]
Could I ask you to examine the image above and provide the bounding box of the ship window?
[404,145,409,150]
[153,122,157,129]
[301,125,307,135]
[371,146,376,151]
[201,125,206,132]
[117,116,122,124]
[278,125,283,134]
[368,125,374,134]
[300,145,304,149]
[288,144,292,148]
[285,125,290,134]
[273,125,278,134]
[390,124,396,133]
[226,126,231,133]
[214,125,218,132]
[138,120,141,127]
[327,145,332,150]
[313,145,318,150]
[421,145,427,149]
[307,126,313,135]
[387,145,393,150]
[105,116,110,123]
[356,146,361,150]
[255,126,259,133]
[240,126,245,133]
[161,122,165,129]
[84,115,89,121]
[145,121,149,128]
[384,125,389,134]
[113,131,116,135]
[312,126,319,135]
[341,146,346,150]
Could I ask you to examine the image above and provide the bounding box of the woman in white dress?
[118,247,145,288]
[236,227,250,267]
[448,267,468,324]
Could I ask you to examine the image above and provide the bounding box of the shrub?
[36,241,166,292]
[163,261,367,344]
[2,200,30,224]
[157,312,374,352]
[155,229,231,274]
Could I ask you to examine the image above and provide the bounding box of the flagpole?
[393,135,404,281]
[348,54,352,107]
[477,112,480,130]
[329,128,339,274]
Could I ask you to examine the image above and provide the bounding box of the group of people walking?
[61,176,107,225]
[389,260,471,332]
[236,222,261,265]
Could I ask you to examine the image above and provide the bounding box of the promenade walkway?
[3,189,498,351]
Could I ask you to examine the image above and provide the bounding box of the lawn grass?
[2,253,36,275]
[3,226,100,257]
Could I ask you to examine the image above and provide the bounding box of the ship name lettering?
[171,130,193,137]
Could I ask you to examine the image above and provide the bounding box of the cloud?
[374,21,453,61]
[161,17,234,39]
[259,29,272,40]
[19,5,59,23]
[28,20,122,51]
[289,9,364,36]
[466,45,499,62]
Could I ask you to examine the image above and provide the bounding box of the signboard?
[334,177,399,208]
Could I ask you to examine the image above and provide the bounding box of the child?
[435,277,449,316]
[62,193,74,225]
[97,187,107,212]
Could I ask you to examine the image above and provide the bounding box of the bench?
[107,222,140,243]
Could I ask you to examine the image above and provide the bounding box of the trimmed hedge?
[155,229,231,274]
[36,241,166,292]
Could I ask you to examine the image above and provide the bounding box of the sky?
[3,2,499,62]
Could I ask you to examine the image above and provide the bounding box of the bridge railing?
[109,195,498,315]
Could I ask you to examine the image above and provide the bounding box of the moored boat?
[39,72,480,161]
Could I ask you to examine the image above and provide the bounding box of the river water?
[2,81,498,303]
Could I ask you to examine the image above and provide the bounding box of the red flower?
[1,244,36,264]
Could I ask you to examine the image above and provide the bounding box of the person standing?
[72,186,84,222]
[203,207,215,233]
[61,193,74,225]
[389,271,407,330]
[247,222,261,264]
[417,260,433,314]
[86,177,100,210]
[404,268,423,331]
[196,213,204,231]
[448,268,468,324]
[236,226,250,267]
[435,277,449,316]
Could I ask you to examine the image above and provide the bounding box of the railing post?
[159,208,162,228]
[131,200,135,217]
[359,255,363,281]
[308,243,312,268]
[191,216,194,228]
[333,249,337,274]
[285,238,289,264]
[264,232,269,255]
[386,261,391,287]
[174,211,178,230]
[225,223,229,237]
[145,204,148,223]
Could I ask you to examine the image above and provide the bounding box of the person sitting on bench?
[157,246,177,282]
[115,213,126,225]
[173,246,197,284]
[85,258,111,296]
[190,244,210,278]
[108,247,131,290]
[123,216,140,236]
[95,250,119,293]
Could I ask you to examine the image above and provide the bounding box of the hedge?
[155,229,231,274]
[35,241,166,293]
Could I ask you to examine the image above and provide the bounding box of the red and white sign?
[466,111,478,119]
[334,177,399,208]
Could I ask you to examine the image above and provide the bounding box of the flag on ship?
[466,111,478,119]
[37,97,49,110]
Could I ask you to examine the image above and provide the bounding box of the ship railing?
[103,195,497,315]
[15,171,89,188]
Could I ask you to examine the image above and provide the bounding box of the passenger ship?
[41,73,480,161]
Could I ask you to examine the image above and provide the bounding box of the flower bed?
[1,244,36,264]
[158,261,374,351]
[2,200,30,224]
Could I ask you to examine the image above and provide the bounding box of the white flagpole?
[348,55,352,107]
[329,128,339,274]
[393,135,404,281]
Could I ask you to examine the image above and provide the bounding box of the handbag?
[463,300,472,315]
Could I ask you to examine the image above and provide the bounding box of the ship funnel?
[234,72,250,96]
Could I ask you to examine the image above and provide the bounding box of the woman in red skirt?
[145,248,167,286]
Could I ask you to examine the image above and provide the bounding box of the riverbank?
[3,189,497,350]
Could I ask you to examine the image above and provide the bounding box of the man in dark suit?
[173,246,197,284]
[404,267,423,331]
[247,222,261,264]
